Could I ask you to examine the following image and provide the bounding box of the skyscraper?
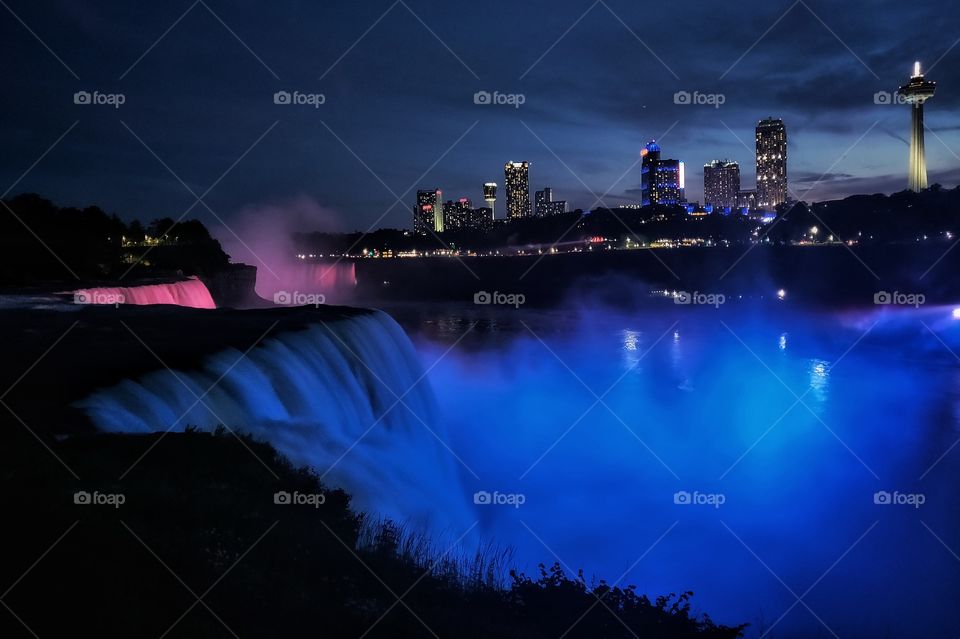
[641,141,684,206]
[504,161,531,219]
[413,189,443,234]
[703,160,741,209]
[483,182,497,219]
[534,187,551,217]
[640,141,659,206]
[442,198,473,230]
[898,61,936,192]
[756,118,787,209]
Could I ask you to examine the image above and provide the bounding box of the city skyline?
[410,115,782,232]
[408,69,945,233]
[1,1,959,231]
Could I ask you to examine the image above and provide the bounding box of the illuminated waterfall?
[257,262,357,304]
[76,310,470,531]
[73,277,216,309]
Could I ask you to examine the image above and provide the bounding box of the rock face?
[201,263,260,308]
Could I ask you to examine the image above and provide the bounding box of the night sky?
[2,0,959,233]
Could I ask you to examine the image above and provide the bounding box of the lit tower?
[703,160,741,209]
[483,182,497,219]
[504,162,531,218]
[756,118,787,209]
[640,141,683,206]
[898,61,936,192]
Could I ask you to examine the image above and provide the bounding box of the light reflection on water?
[807,358,830,405]
[398,303,960,639]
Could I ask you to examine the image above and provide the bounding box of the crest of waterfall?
[73,277,216,309]
[77,310,471,533]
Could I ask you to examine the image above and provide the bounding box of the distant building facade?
[737,189,757,210]
[483,182,497,220]
[756,118,787,208]
[442,198,473,230]
[535,188,549,217]
[469,207,494,232]
[504,161,532,219]
[534,187,568,217]
[641,141,684,206]
[703,160,740,209]
[413,189,443,234]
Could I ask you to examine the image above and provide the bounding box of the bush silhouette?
[0,429,746,638]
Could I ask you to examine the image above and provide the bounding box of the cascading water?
[73,277,216,309]
[77,310,470,532]
[258,261,357,304]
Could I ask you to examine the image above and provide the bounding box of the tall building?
[756,118,787,208]
[898,61,936,192]
[640,141,659,206]
[413,189,442,234]
[641,141,684,206]
[534,187,552,217]
[468,207,494,232]
[442,198,473,230]
[504,161,531,219]
[703,160,741,209]
[483,183,497,219]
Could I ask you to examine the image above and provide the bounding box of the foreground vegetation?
[0,193,229,283]
[1,428,746,638]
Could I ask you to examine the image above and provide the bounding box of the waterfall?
[72,277,216,309]
[257,261,357,304]
[76,310,470,532]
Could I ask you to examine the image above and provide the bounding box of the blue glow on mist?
[419,303,960,638]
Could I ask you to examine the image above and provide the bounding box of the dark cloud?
[793,171,856,184]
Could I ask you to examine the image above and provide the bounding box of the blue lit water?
[404,301,960,639]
